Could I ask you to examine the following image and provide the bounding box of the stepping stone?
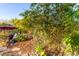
[0,47,7,51]
[11,47,20,51]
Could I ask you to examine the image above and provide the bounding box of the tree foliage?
[12,3,79,55]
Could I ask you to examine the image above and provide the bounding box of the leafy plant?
[15,34,28,42]
[63,31,79,55]
[35,45,46,56]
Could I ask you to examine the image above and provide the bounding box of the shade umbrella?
[0,26,17,36]
[0,26,17,40]
[0,26,17,30]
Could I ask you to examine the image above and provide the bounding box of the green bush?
[63,31,79,55]
[35,44,47,56]
[15,34,28,42]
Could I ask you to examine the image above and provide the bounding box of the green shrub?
[35,44,47,56]
[63,31,79,55]
[15,34,28,42]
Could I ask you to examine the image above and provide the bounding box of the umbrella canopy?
[0,26,17,30]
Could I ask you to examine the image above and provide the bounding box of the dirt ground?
[0,39,38,56]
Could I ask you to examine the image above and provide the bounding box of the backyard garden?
[0,3,79,56]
